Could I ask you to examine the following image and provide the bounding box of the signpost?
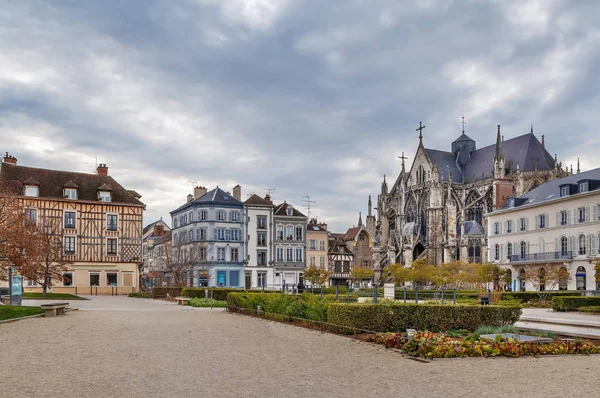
[8,267,23,306]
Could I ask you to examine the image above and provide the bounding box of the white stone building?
[273,202,307,288]
[244,194,274,289]
[487,168,600,291]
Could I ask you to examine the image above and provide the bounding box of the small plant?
[498,325,518,334]
[128,292,149,298]
[446,329,470,337]
[474,325,501,335]
[189,298,227,308]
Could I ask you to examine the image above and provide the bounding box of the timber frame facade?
[0,154,144,295]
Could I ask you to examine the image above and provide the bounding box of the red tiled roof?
[244,194,273,206]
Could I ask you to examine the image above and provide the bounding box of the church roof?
[426,132,555,183]
[464,221,483,235]
[453,133,474,142]
[425,149,462,182]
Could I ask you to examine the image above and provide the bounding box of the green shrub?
[502,291,582,303]
[151,287,183,298]
[474,325,518,335]
[579,306,600,313]
[189,298,227,308]
[128,292,149,298]
[182,288,246,301]
[228,292,345,322]
[326,303,522,333]
[552,296,600,311]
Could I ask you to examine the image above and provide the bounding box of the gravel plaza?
[1,296,599,398]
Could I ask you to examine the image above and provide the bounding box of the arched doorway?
[413,242,425,261]
[559,267,568,290]
[576,266,587,290]
[519,269,526,292]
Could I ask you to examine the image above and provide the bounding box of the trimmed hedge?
[151,287,183,298]
[182,288,246,301]
[552,296,600,311]
[578,306,600,313]
[228,293,333,322]
[327,303,522,333]
[501,291,582,303]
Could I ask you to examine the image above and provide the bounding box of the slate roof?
[425,132,555,183]
[464,221,483,235]
[499,167,600,210]
[0,163,144,206]
[244,194,273,207]
[274,202,306,218]
[425,149,462,182]
[171,186,243,214]
[143,219,171,235]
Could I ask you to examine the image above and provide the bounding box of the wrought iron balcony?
[507,251,573,263]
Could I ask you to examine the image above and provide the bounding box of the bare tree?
[154,240,205,287]
[523,265,571,302]
[20,215,72,295]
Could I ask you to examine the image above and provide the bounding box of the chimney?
[187,194,193,202]
[194,186,207,200]
[3,152,17,165]
[265,194,272,204]
[541,135,545,148]
[153,223,165,237]
[233,184,241,201]
[96,163,108,176]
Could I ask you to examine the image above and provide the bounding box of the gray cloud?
[1,0,599,231]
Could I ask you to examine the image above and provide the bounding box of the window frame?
[62,272,74,287]
[98,190,111,202]
[106,237,118,256]
[24,185,39,197]
[560,186,570,197]
[64,188,78,200]
[25,208,38,226]
[64,210,76,229]
[64,235,76,255]
[579,182,589,193]
[107,213,118,231]
[106,272,118,287]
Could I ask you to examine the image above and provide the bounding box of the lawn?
[0,305,44,321]
[22,293,87,300]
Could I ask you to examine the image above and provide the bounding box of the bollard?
[453,288,457,305]
[347,286,350,302]
[373,284,378,304]
[415,286,419,304]
[320,288,323,300]
[205,288,208,303]
[441,288,445,304]
[488,289,491,305]
[282,282,285,297]
[210,290,213,309]
[335,285,339,300]
[403,287,407,304]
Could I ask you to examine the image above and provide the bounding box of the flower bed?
[371,331,600,358]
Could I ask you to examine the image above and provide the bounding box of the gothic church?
[373,123,570,282]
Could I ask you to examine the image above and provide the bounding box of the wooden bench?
[175,297,190,306]
[41,303,69,317]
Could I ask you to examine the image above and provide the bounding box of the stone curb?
[520,316,600,328]
[0,313,45,325]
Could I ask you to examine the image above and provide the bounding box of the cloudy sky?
[1,0,599,232]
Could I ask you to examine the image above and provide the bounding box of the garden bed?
[22,293,87,300]
[369,330,600,358]
[0,305,44,321]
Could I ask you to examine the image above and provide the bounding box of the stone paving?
[1,297,599,397]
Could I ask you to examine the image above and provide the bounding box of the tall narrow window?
[276,225,284,240]
[64,211,76,229]
[231,248,239,262]
[286,225,293,241]
[295,226,303,241]
[257,216,267,229]
[64,236,76,254]
[295,247,303,262]
[107,238,118,256]
[25,209,37,226]
[507,243,513,259]
[276,247,284,261]
[578,207,586,223]
[578,235,587,255]
[494,244,500,261]
[286,247,293,261]
[560,210,568,226]
[520,241,526,259]
[107,214,118,231]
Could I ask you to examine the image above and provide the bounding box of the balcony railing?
[330,272,350,279]
[508,251,573,263]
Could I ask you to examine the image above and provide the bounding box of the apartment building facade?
[170,186,244,287]
[273,202,307,287]
[0,154,144,294]
[306,219,328,271]
[244,194,274,289]
[488,168,600,291]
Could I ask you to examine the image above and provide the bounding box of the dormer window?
[64,188,78,200]
[507,198,515,208]
[579,182,589,193]
[98,191,111,202]
[560,186,570,197]
[286,207,293,216]
[25,185,38,197]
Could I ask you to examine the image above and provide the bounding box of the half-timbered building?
[0,153,144,295]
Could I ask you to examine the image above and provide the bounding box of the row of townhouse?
[0,153,145,295]
[164,186,309,289]
[487,168,600,291]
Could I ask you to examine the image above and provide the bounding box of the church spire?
[416,121,426,147]
[381,174,388,195]
[358,212,363,227]
[368,195,372,217]
[531,124,534,134]
[494,125,503,161]
[577,158,580,174]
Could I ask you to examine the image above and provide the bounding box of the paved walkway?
[517,308,600,338]
[2,297,599,397]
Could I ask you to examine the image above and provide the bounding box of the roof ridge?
[2,162,104,177]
